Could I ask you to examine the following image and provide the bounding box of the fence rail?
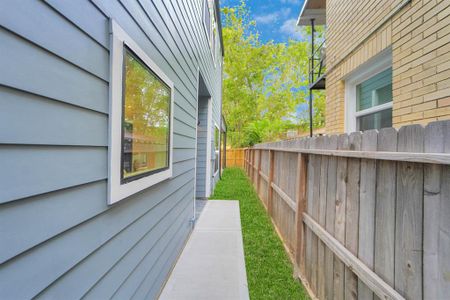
[244,120,450,300]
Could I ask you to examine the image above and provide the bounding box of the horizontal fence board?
[303,213,405,300]
[252,147,450,165]
[259,171,269,182]
[271,182,297,212]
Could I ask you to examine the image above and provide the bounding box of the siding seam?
[0,25,109,83]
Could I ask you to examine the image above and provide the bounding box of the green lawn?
[210,168,309,300]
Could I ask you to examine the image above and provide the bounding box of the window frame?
[213,123,220,177]
[202,0,211,43]
[108,20,174,205]
[344,49,392,133]
[202,0,216,65]
[204,98,213,197]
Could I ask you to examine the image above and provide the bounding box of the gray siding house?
[0,0,223,298]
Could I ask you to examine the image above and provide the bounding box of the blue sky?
[220,0,306,43]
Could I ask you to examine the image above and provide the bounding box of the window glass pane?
[214,127,219,173]
[204,0,211,38]
[122,48,171,182]
[357,108,392,131]
[214,127,219,149]
[214,152,219,173]
[357,68,392,111]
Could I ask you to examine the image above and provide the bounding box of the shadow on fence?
[244,120,450,300]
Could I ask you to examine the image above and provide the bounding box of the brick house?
[298,0,450,134]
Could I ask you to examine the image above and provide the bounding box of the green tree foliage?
[222,1,325,147]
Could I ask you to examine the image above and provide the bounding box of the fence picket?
[324,135,338,300]
[310,137,323,294]
[305,137,315,291]
[374,128,397,300]
[424,120,450,300]
[317,136,328,300]
[295,153,308,275]
[358,130,378,300]
[345,132,362,300]
[334,134,349,300]
[395,125,424,299]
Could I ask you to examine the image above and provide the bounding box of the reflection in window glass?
[356,67,392,131]
[357,68,392,111]
[358,109,392,131]
[122,48,171,182]
[214,126,219,173]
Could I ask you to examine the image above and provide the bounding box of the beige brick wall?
[324,0,450,133]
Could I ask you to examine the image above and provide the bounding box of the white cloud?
[255,12,279,24]
[255,8,292,25]
[280,18,304,40]
[280,7,292,18]
[280,0,301,4]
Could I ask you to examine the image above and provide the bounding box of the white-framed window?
[108,20,174,205]
[345,49,393,133]
[214,124,220,176]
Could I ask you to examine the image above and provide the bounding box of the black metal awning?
[309,73,326,90]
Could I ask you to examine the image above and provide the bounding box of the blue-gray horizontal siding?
[0,0,222,299]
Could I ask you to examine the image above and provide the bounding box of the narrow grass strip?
[210,168,309,300]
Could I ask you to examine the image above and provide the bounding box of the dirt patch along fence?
[224,148,245,168]
[244,120,450,300]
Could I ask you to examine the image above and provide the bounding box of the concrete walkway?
[159,200,249,300]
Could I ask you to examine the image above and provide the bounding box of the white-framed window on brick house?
[345,49,393,132]
[108,20,174,205]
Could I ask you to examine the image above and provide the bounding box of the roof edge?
[296,0,326,26]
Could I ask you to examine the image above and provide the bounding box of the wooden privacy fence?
[244,120,450,300]
[224,148,245,168]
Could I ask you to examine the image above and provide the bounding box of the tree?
[222,1,325,147]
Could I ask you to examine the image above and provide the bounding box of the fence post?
[257,149,262,196]
[245,149,247,174]
[295,153,308,276]
[245,149,248,174]
[244,149,246,173]
[267,150,275,216]
[251,149,255,183]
